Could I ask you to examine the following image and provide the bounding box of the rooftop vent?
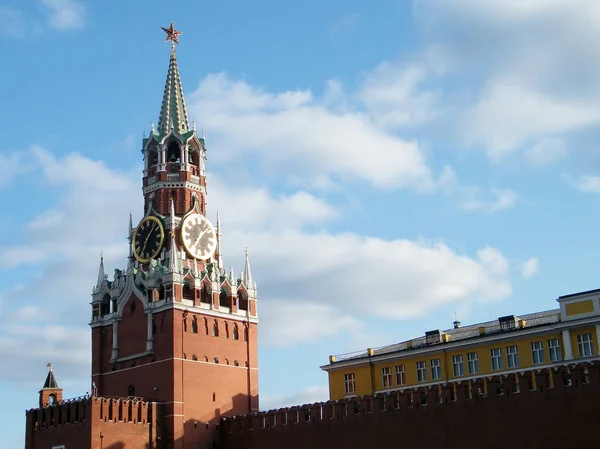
[425,330,446,345]
[498,315,519,331]
[453,320,461,329]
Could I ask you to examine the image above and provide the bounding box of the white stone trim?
[148,302,259,324]
[114,350,154,364]
[562,329,574,360]
[92,357,258,377]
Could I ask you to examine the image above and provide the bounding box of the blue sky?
[3,0,600,446]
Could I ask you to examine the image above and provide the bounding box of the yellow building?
[321,288,600,400]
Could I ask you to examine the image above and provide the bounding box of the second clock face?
[132,216,165,263]
[181,213,217,260]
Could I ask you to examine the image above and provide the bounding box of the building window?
[416,361,427,382]
[233,324,239,340]
[344,373,356,394]
[382,367,392,388]
[467,352,479,374]
[430,358,442,380]
[395,364,406,385]
[548,338,562,362]
[491,348,503,371]
[191,316,198,333]
[531,341,544,365]
[506,345,519,368]
[452,354,464,377]
[577,333,594,357]
[212,320,219,337]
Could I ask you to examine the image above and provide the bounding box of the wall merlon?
[222,362,600,436]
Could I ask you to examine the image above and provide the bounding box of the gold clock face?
[132,216,165,263]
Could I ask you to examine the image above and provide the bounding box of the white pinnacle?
[243,248,253,286]
[167,233,178,273]
[96,253,105,289]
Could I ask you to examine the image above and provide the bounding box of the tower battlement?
[25,396,162,448]
[221,362,600,449]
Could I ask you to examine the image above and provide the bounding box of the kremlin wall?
[26,362,600,448]
[220,362,600,449]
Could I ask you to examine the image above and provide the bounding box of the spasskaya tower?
[89,23,259,449]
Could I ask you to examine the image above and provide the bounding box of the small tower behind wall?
[39,363,62,407]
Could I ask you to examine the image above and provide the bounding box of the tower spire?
[244,248,253,286]
[96,253,105,289]
[158,23,189,135]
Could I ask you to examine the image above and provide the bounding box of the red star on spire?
[161,22,182,45]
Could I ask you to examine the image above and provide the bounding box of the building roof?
[330,308,561,364]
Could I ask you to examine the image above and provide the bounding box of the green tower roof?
[157,41,190,135]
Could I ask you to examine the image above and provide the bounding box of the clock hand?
[142,223,156,255]
[193,227,208,247]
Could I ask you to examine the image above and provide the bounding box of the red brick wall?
[25,397,160,449]
[118,296,148,358]
[221,363,600,449]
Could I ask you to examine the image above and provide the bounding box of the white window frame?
[577,333,594,357]
[452,354,464,377]
[381,366,392,388]
[506,345,519,368]
[430,358,442,380]
[548,338,562,362]
[52,446,66,449]
[491,348,503,371]
[467,352,479,374]
[395,364,406,386]
[416,361,427,382]
[531,341,544,365]
[344,373,355,394]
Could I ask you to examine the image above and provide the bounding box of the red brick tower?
[38,363,63,408]
[89,23,259,449]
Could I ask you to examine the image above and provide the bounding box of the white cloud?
[0,151,36,187]
[0,306,89,386]
[188,73,436,191]
[462,188,517,214]
[358,61,441,129]
[463,81,600,160]
[521,257,539,280]
[408,1,600,161]
[39,0,85,31]
[568,175,600,195]
[524,138,568,166]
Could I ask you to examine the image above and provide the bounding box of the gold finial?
[162,22,182,46]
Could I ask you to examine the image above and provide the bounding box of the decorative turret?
[244,248,253,286]
[39,363,62,407]
[157,23,189,135]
